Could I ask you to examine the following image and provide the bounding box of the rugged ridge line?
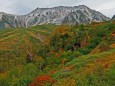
[0,5,110,28]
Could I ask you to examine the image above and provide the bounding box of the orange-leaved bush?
[29,75,55,86]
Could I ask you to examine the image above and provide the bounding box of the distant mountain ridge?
[0,5,110,28]
[111,15,115,20]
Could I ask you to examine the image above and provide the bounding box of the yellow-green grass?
[0,25,58,72]
[52,49,115,86]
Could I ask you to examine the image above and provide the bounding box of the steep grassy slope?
[52,49,115,86]
[0,24,58,72]
[0,22,115,86]
[30,21,115,86]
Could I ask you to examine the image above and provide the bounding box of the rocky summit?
[0,5,110,28]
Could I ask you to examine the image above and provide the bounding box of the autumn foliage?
[29,75,55,86]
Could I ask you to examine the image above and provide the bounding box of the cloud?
[100,8,115,18]
[77,0,115,18]
[0,0,84,14]
[0,0,114,17]
[0,0,14,13]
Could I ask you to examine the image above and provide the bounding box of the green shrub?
[78,48,91,55]
[87,37,101,49]
[107,65,115,85]
[0,63,38,86]
[61,50,81,62]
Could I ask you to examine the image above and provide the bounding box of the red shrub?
[49,70,56,74]
[112,32,115,37]
[49,50,54,54]
[54,53,59,58]
[81,40,87,47]
[59,48,63,52]
[29,75,55,86]
[104,63,109,69]
[61,58,67,63]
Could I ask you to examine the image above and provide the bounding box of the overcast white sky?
[0,0,115,18]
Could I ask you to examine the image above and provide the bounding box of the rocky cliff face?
[0,12,26,28]
[0,5,110,28]
[111,15,115,20]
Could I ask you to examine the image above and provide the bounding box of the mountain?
[0,12,26,28]
[0,5,110,28]
[111,15,115,20]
